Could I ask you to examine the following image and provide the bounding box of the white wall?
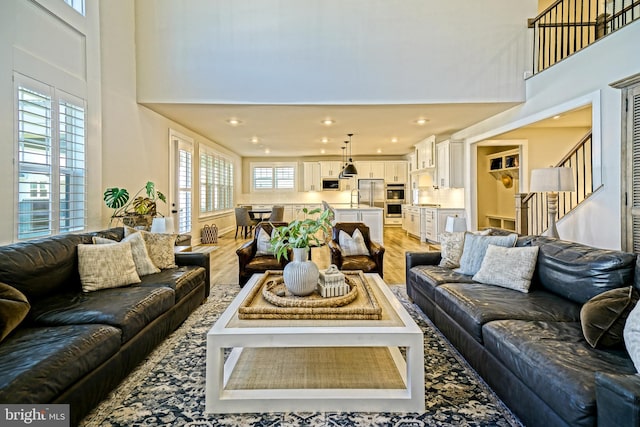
[454,21,640,249]
[134,0,535,105]
[100,1,242,236]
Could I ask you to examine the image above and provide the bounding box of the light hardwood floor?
[206,226,434,286]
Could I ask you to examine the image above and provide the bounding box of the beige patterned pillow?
[438,232,465,268]
[124,226,177,269]
[93,232,160,276]
[472,244,539,293]
[339,228,370,256]
[78,242,140,292]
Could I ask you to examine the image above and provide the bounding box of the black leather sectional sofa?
[406,235,640,427]
[0,227,210,426]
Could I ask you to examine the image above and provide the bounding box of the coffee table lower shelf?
[211,346,411,413]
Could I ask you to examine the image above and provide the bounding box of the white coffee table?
[205,273,424,413]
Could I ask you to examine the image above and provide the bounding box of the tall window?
[251,164,296,191]
[16,76,86,239]
[64,0,85,15]
[200,147,234,214]
[177,146,192,233]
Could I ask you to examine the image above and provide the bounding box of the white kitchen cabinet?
[435,140,464,188]
[403,206,421,239]
[355,161,385,179]
[303,162,321,191]
[408,152,417,174]
[319,161,343,178]
[415,135,435,171]
[333,208,384,244]
[384,161,408,183]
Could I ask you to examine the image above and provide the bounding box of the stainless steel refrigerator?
[358,179,385,208]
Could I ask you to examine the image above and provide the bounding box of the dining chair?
[241,205,255,220]
[235,207,259,238]
[268,205,285,222]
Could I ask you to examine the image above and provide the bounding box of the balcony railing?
[529,0,640,74]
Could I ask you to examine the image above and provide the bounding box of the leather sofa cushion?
[0,324,121,404]
[484,320,636,426]
[29,287,174,342]
[341,255,377,272]
[434,283,581,343]
[531,237,637,304]
[408,265,475,300]
[0,234,92,300]
[245,256,286,272]
[138,266,205,302]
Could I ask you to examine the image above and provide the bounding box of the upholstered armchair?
[236,221,291,287]
[328,222,385,278]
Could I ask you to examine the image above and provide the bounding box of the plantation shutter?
[178,146,192,233]
[631,85,640,252]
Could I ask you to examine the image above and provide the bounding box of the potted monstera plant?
[103,181,167,228]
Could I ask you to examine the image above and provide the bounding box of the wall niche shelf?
[487,149,520,180]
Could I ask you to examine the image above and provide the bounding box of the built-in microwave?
[322,178,340,191]
[385,184,406,201]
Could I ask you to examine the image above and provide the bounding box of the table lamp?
[445,216,467,233]
[151,217,175,234]
[529,167,575,238]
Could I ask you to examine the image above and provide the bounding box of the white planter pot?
[283,247,319,296]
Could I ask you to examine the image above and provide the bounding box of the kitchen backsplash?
[416,187,465,208]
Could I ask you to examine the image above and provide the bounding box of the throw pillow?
[455,232,518,276]
[256,228,276,256]
[624,297,640,372]
[582,286,639,348]
[0,283,31,343]
[93,232,161,276]
[472,245,539,293]
[339,228,370,256]
[78,241,141,292]
[438,232,465,268]
[124,226,177,269]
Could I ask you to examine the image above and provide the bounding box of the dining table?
[249,209,272,221]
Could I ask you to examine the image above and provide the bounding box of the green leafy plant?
[103,181,166,224]
[270,208,332,261]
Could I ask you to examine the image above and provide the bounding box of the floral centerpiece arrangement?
[103,181,167,228]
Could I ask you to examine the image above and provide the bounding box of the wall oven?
[385,184,405,202]
[385,202,403,218]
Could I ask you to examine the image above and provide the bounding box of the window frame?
[250,162,297,192]
[199,145,235,216]
[15,73,87,240]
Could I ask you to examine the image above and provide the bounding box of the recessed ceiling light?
[250,137,259,144]
[321,137,329,143]
[320,149,326,154]
[264,148,270,154]
[227,118,241,126]
[414,118,428,125]
[321,119,335,126]
[377,148,382,154]
[391,137,398,143]
[553,115,561,120]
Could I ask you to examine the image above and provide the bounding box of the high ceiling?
[144,102,522,158]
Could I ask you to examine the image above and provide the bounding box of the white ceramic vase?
[283,247,319,296]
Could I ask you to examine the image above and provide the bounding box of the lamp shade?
[529,167,575,192]
[445,216,467,233]
[342,163,358,177]
[151,217,175,234]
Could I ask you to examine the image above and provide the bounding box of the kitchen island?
[332,206,384,244]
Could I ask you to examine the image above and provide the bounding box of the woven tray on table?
[237,270,381,320]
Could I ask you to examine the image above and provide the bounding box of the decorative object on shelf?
[529,167,575,239]
[318,264,348,297]
[200,223,218,244]
[103,181,167,228]
[340,133,358,177]
[271,208,332,296]
[500,174,513,188]
[444,216,467,233]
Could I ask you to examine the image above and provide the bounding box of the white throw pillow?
[339,228,370,256]
[78,241,141,292]
[472,244,539,293]
[624,299,640,372]
[124,226,177,269]
[93,232,160,276]
[455,233,518,276]
[255,228,276,256]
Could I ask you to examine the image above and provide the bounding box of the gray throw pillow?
[624,295,640,372]
[455,233,518,276]
[472,245,539,293]
[93,232,160,276]
[582,286,638,348]
[255,228,276,256]
[339,229,370,256]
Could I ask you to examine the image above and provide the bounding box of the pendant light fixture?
[341,133,358,177]
[338,144,348,179]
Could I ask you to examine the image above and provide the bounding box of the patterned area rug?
[80,283,523,427]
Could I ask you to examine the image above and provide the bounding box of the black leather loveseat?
[406,235,640,427]
[0,227,210,426]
